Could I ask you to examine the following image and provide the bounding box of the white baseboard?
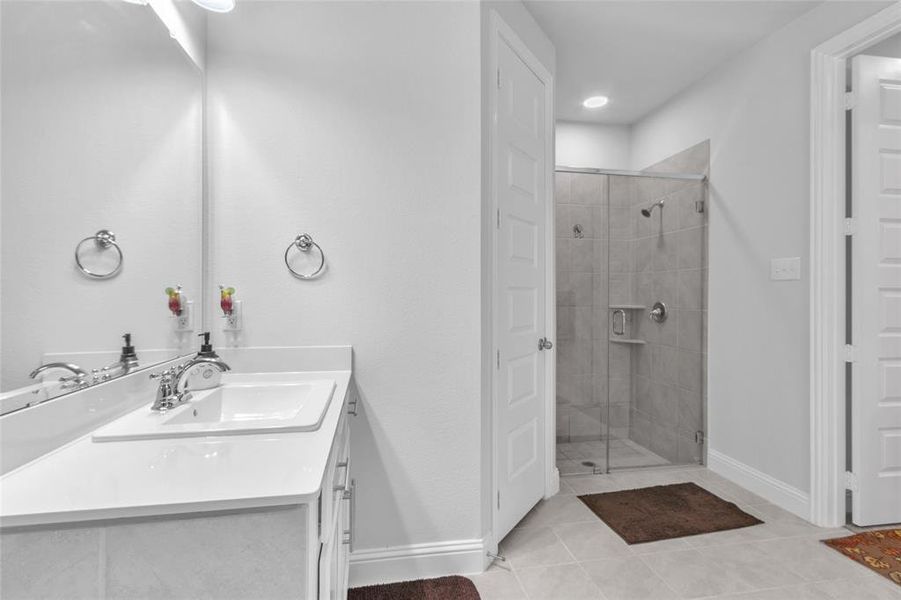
[707,448,810,521]
[348,538,486,587]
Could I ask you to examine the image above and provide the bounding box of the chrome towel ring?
[284,233,325,279]
[75,229,123,279]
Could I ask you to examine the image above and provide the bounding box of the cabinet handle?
[347,398,358,416]
[342,480,355,551]
[333,461,350,492]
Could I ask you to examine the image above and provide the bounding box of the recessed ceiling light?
[582,96,609,109]
[190,0,235,12]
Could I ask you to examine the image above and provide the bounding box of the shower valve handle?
[649,301,668,324]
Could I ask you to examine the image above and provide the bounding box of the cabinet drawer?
[320,405,350,544]
[318,490,350,600]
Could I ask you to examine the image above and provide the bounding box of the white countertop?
[0,370,351,529]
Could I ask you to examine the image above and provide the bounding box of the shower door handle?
[612,309,626,336]
[538,337,553,351]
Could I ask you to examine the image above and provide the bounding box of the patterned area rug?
[578,482,763,544]
[348,576,480,600]
[823,529,901,586]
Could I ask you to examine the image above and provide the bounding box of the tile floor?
[468,465,901,600]
[557,438,671,474]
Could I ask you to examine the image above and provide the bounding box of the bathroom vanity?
[0,347,356,599]
[0,6,359,597]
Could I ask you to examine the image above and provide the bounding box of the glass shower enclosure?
[554,146,709,475]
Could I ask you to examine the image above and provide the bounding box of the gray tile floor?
[468,466,901,600]
[557,439,670,474]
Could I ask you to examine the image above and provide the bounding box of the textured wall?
[630,1,892,491]
[0,1,202,391]
[206,1,483,551]
[556,121,632,170]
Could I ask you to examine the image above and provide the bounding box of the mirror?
[0,0,205,413]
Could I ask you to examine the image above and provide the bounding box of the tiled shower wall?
[556,173,621,442]
[628,141,709,464]
[555,172,633,444]
[555,140,708,465]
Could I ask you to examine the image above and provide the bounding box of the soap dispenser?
[183,332,225,391]
[119,333,139,372]
[198,332,217,359]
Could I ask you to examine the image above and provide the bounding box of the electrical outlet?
[173,301,194,332]
[770,257,801,281]
[223,300,242,331]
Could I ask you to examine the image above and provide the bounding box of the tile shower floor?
[557,438,670,473]
[468,466,901,600]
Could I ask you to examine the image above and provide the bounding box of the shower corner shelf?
[609,337,646,345]
[609,304,646,310]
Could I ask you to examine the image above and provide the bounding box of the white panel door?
[851,54,901,526]
[494,35,548,541]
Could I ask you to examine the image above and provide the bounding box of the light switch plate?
[770,257,801,281]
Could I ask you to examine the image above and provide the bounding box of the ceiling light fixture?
[189,0,235,13]
[582,96,609,109]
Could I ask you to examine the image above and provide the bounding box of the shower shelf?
[609,338,646,345]
[609,305,646,310]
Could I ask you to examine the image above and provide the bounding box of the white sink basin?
[92,379,336,442]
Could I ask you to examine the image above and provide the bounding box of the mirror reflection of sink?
[92,379,336,442]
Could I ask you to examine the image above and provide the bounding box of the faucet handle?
[149,367,176,381]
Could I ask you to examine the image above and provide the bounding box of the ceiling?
[524,1,821,125]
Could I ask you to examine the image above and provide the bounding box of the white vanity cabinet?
[0,358,358,600]
[315,384,355,599]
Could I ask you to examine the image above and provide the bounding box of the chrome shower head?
[641,199,665,218]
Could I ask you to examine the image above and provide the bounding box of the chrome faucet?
[150,368,179,411]
[28,334,141,393]
[149,356,231,411]
[29,362,88,379]
[29,362,90,390]
[174,356,231,393]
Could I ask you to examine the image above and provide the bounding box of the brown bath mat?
[823,529,901,586]
[578,481,763,544]
[348,575,480,600]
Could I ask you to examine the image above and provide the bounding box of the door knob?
[538,337,554,351]
[649,301,668,323]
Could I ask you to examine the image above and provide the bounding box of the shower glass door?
[554,171,609,475]
[606,173,707,470]
[555,142,708,476]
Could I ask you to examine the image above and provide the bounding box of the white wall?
[861,30,901,57]
[0,1,202,392]
[630,1,892,495]
[555,121,631,170]
[206,0,483,556]
[483,1,555,76]
[149,0,207,70]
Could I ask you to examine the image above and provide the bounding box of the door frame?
[809,2,901,528]
[487,9,557,552]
